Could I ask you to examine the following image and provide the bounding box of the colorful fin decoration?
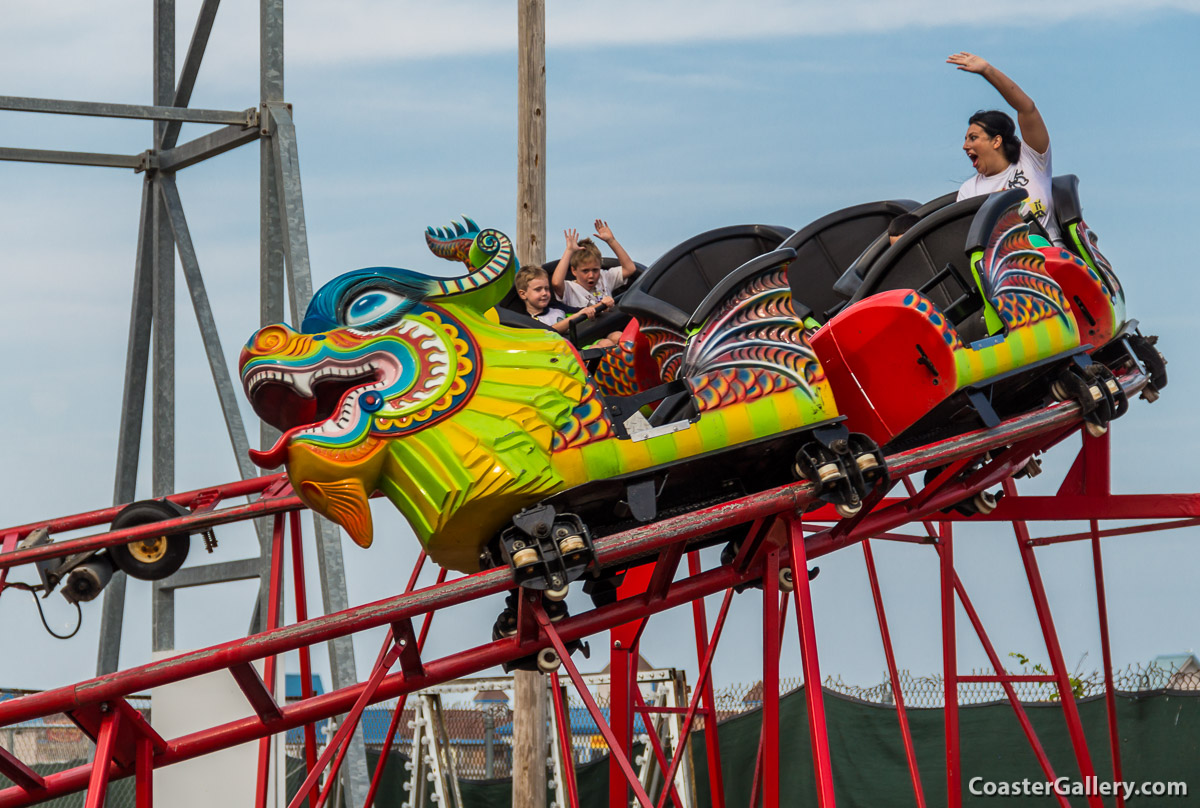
[679,267,819,398]
[980,205,1071,331]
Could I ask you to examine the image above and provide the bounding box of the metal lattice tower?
[0,2,369,802]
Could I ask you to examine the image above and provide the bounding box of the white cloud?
[4,0,1198,93]
[285,0,1200,65]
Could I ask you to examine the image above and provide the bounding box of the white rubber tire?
[835,501,862,519]
[537,647,561,673]
[778,567,795,593]
[512,547,539,567]
[973,491,998,515]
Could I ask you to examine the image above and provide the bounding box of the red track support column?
[939,521,960,808]
[84,707,121,808]
[655,589,735,808]
[288,642,401,808]
[629,685,685,808]
[862,539,926,808]
[0,533,18,600]
[255,514,286,808]
[550,673,581,808]
[288,511,318,808]
[609,562,652,808]
[1091,519,1125,808]
[608,633,635,808]
[749,592,790,808]
[536,609,655,808]
[788,516,836,808]
[362,557,436,808]
[1004,479,1103,808]
[686,551,725,808]
[135,736,153,808]
[761,548,781,808]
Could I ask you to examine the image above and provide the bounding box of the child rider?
[550,219,639,309]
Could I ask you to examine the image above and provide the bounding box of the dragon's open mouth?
[247,365,381,434]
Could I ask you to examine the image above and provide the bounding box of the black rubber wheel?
[108,500,191,581]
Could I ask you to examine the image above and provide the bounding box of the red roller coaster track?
[1,368,1197,808]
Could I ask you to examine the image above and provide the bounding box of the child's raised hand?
[564,228,580,251]
[593,219,614,242]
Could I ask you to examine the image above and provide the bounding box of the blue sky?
[2,2,1199,696]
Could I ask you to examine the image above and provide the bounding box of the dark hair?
[888,213,920,239]
[969,109,1021,165]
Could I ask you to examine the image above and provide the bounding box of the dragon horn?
[426,226,517,312]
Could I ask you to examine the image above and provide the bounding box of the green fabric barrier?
[691,686,1200,807]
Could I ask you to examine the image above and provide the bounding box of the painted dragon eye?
[344,288,410,328]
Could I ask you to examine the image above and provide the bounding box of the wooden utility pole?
[513,2,548,808]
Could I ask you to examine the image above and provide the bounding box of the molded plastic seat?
[781,199,918,324]
[829,191,959,306]
[618,224,792,330]
[844,194,989,311]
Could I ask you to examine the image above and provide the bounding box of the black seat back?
[781,200,918,323]
[619,224,792,329]
[1051,174,1083,230]
[845,194,990,313]
[829,191,961,306]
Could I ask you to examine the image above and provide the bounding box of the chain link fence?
[0,692,151,808]
[820,662,1200,708]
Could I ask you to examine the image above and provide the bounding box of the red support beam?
[761,548,781,808]
[550,673,582,808]
[862,538,926,808]
[1004,480,1103,808]
[289,510,319,808]
[0,532,19,601]
[940,522,960,808]
[938,550,1069,807]
[362,560,440,808]
[134,736,152,808]
[255,514,287,808]
[788,516,836,808]
[289,643,401,808]
[629,685,685,808]
[749,590,791,808]
[686,551,725,808]
[655,589,735,808]
[232,662,283,724]
[908,478,1068,806]
[84,707,121,808]
[536,608,656,808]
[1091,519,1126,808]
[0,747,44,795]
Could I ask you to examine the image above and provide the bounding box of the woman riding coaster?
[950,51,1061,245]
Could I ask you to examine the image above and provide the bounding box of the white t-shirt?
[561,267,626,307]
[957,141,1060,244]
[533,305,568,327]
